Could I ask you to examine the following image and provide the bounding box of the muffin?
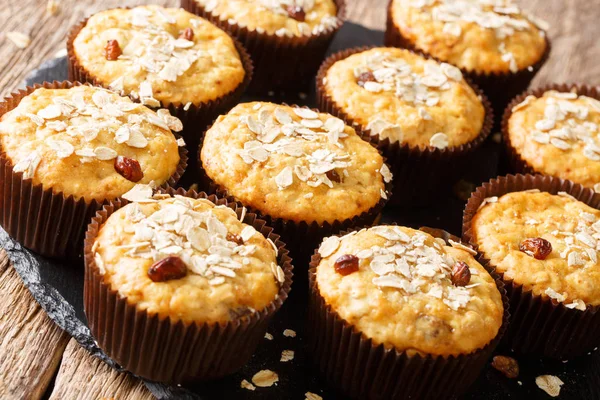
[68,5,252,160]
[182,0,345,94]
[463,174,600,357]
[84,190,293,383]
[308,226,507,399]
[317,46,492,204]
[0,82,186,258]
[385,0,550,111]
[200,101,392,259]
[503,85,600,191]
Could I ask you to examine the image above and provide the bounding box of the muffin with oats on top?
[386,0,550,111]
[200,101,392,259]
[84,191,292,383]
[182,0,345,93]
[503,85,600,192]
[0,83,185,259]
[318,46,492,204]
[308,226,506,399]
[464,174,600,357]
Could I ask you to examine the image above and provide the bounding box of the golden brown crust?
[0,86,181,201]
[472,191,600,307]
[72,6,246,106]
[201,102,390,224]
[507,91,600,190]
[323,47,485,148]
[316,226,503,356]
[93,196,281,324]
[194,0,339,36]
[390,0,548,74]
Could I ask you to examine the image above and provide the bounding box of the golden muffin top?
[195,0,339,37]
[93,195,283,324]
[390,0,548,74]
[508,91,600,190]
[73,6,246,106]
[472,190,600,308]
[316,226,504,355]
[324,47,485,149]
[201,102,391,224]
[0,86,182,201]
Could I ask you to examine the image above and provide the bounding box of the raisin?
[326,169,342,183]
[334,254,359,276]
[114,156,143,182]
[286,5,306,21]
[105,39,122,61]
[180,27,194,41]
[147,256,187,282]
[226,232,244,245]
[519,237,552,260]
[357,71,376,87]
[451,261,471,286]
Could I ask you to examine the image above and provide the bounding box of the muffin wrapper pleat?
[384,0,552,116]
[306,227,510,400]
[0,81,187,260]
[315,46,494,206]
[196,105,393,263]
[181,0,345,94]
[462,173,600,358]
[83,188,293,384]
[501,83,600,180]
[67,14,253,175]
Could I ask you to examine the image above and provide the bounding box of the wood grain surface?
[48,339,154,400]
[0,0,598,399]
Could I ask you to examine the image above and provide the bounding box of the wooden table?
[0,1,598,399]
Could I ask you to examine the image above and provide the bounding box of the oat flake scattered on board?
[305,392,323,400]
[535,375,564,397]
[283,329,296,337]
[252,369,279,387]
[240,379,256,391]
[6,32,31,49]
[46,0,60,15]
[280,349,295,362]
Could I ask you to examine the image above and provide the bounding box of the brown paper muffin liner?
[307,227,510,399]
[0,81,188,260]
[181,0,345,94]
[462,173,600,358]
[83,188,293,383]
[384,0,552,115]
[67,13,253,174]
[196,105,393,263]
[501,83,600,178]
[316,46,494,206]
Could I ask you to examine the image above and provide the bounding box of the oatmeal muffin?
[201,102,390,224]
[183,0,345,93]
[386,0,550,110]
[68,4,251,158]
[0,83,185,258]
[319,47,487,149]
[85,191,292,382]
[504,86,600,190]
[464,174,600,357]
[200,101,391,259]
[309,226,506,399]
[317,46,492,205]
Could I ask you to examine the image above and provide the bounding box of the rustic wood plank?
[0,250,69,400]
[49,338,154,400]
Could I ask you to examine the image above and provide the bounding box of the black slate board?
[6,21,599,400]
